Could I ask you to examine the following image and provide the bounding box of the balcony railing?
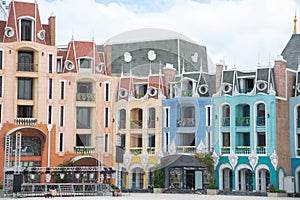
[17,63,37,72]
[256,116,265,126]
[222,117,230,126]
[239,88,253,94]
[76,93,95,101]
[74,146,95,154]
[130,147,142,155]
[256,146,266,154]
[221,146,231,154]
[176,146,196,153]
[147,147,155,155]
[176,118,195,127]
[14,118,37,126]
[236,117,250,126]
[235,146,250,154]
[182,90,193,97]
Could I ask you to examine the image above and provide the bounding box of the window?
[48,105,52,124]
[59,133,63,152]
[238,78,254,93]
[17,106,33,118]
[20,19,33,41]
[148,134,155,147]
[130,134,142,148]
[105,82,110,101]
[298,134,300,149]
[0,104,2,123]
[18,51,34,71]
[0,76,2,97]
[77,82,92,93]
[257,103,265,126]
[48,54,53,73]
[257,132,266,146]
[236,132,250,146]
[0,50,3,70]
[60,81,65,99]
[222,132,230,147]
[164,132,169,152]
[164,107,170,127]
[206,105,211,126]
[134,83,147,99]
[222,104,230,126]
[57,58,63,73]
[77,107,90,129]
[104,107,109,128]
[121,134,126,148]
[148,107,156,128]
[78,58,92,69]
[48,79,52,99]
[119,109,126,129]
[104,134,108,152]
[76,134,91,146]
[206,131,211,151]
[18,78,33,100]
[59,106,64,126]
[297,106,300,128]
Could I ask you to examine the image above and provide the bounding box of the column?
[241,170,245,191]
[128,172,132,189]
[146,171,150,188]
[136,170,140,189]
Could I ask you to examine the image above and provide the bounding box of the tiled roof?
[281,34,300,70]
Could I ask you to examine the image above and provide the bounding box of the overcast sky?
[7,0,300,69]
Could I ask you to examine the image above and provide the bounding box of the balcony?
[147,147,155,155]
[131,120,142,129]
[235,146,250,154]
[176,146,196,153]
[239,88,253,94]
[222,117,230,126]
[182,90,193,97]
[17,63,37,72]
[256,146,266,154]
[236,117,250,126]
[74,146,95,154]
[76,93,95,101]
[130,147,142,155]
[14,118,37,126]
[221,146,230,154]
[176,118,195,127]
[256,116,265,126]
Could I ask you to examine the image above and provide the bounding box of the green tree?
[152,166,165,188]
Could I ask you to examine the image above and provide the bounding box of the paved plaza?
[1,193,298,200]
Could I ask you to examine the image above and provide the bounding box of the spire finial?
[294,11,297,35]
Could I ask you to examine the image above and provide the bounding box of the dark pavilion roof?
[160,154,206,169]
[281,34,300,71]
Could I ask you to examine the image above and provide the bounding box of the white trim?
[218,163,232,190]
[56,57,63,73]
[164,132,170,153]
[295,166,300,192]
[65,60,74,71]
[58,132,64,153]
[48,53,54,73]
[47,105,52,125]
[205,105,212,126]
[163,106,170,128]
[104,107,110,128]
[59,105,64,127]
[18,16,35,42]
[48,78,52,99]
[104,133,109,153]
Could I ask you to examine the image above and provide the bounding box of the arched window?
[119,109,126,129]
[148,107,156,128]
[222,104,230,126]
[256,103,265,126]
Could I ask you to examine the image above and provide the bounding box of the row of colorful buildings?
[1,0,300,194]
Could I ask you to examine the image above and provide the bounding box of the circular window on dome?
[257,80,267,91]
[5,27,14,38]
[119,88,128,98]
[65,60,74,71]
[297,84,300,93]
[148,87,157,97]
[222,83,232,94]
[198,84,208,95]
[37,30,45,40]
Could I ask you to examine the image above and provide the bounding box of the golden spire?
[294,12,297,35]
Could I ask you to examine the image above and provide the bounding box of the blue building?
[162,64,216,189]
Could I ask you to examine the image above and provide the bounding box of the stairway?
[59,185,75,196]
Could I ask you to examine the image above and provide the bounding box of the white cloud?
[19,0,300,69]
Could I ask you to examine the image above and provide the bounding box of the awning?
[160,154,206,169]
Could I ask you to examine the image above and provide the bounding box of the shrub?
[269,184,275,192]
[152,166,165,188]
[207,184,218,189]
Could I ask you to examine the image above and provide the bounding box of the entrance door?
[186,170,195,189]
[223,168,232,191]
[245,169,253,191]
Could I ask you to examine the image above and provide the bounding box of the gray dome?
[104,28,195,45]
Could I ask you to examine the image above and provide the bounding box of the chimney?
[163,63,176,96]
[48,15,56,46]
[273,55,287,98]
[216,60,225,93]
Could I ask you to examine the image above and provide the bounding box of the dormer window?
[78,57,93,73]
[20,18,33,41]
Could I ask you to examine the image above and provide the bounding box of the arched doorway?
[235,164,253,191]
[131,167,144,189]
[219,163,232,191]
